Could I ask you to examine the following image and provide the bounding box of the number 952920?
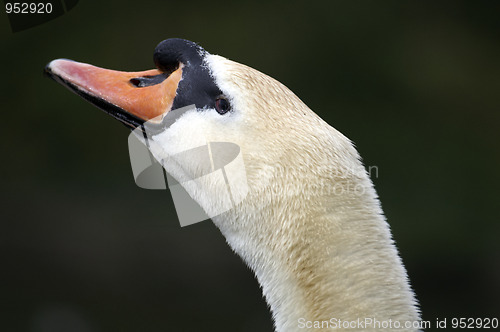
[6,2,53,14]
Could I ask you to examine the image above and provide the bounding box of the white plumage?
[150,54,420,331]
[46,39,420,332]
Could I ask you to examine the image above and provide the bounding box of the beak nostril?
[130,78,142,87]
[129,73,168,88]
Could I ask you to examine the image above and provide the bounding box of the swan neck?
[217,185,420,332]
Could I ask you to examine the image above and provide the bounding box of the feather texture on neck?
[151,54,420,332]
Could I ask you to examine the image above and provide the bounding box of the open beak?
[45,59,182,129]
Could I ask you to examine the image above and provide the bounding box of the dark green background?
[1,1,499,331]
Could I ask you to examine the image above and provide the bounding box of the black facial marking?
[153,38,223,112]
[153,38,201,74]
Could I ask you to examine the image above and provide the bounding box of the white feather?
[149,53,420,332]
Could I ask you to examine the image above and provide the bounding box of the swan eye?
[215,97,230,115]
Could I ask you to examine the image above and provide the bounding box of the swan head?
[45,38,362,227]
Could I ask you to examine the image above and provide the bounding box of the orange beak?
[45,59,182,128]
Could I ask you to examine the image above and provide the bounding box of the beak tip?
[44,61,55,78]
[45,58,79,76]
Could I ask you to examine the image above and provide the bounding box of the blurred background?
[1,0,499,331]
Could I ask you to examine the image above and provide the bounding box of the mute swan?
[45,38,420,331]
